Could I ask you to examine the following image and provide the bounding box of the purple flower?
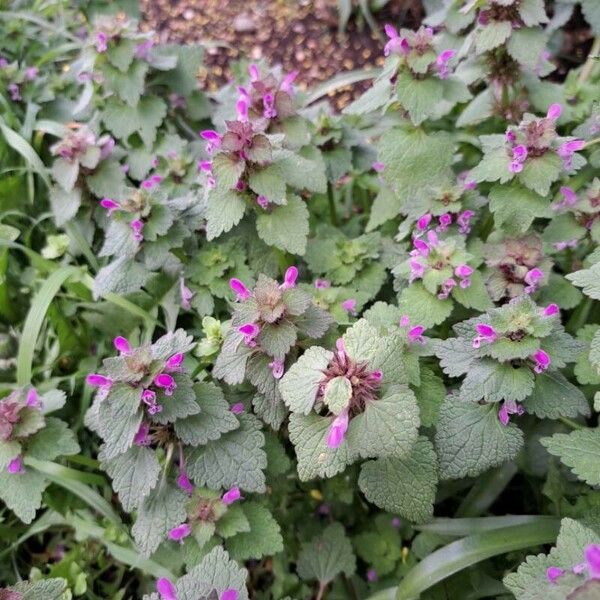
[99,136,115,160]
[130,219,144,242]
[436,49,455,79]
[249,63,260,81]
[230,278,251,301]
[100,198,120,216]
[372,161,385,173]
[236,97,249,122]
[436,212,453,232]
[0,57,8,68]
[141,174,162,190]
[7,456,25,474]
[427,230,439,246]
[95,31,108,53]
[472,324,497,348]
[269,359,285,379]
[546,566,565,584]
[135,39,154,60]
[409,258,426,283]
[156,578,177,600]
[280,70,298,94]
[168,523,191,542]
[585,544,600,579]
[399,314,410,327]
[141,389,162,414]
[532,349,551,373]
[505,130,516,144]
[509,144,528,173]
[391,517,401,528]
[200,130,222,154]
[546,103,562,121]
[367,568,378,582]
[239,323,259,347]
[412,238,430,257]
[166,353,184,372]
[154,373,177,396]
[383,24,410,56]
[24,66,38,81]
[230,403,244,414]
[256,194,269,209]
[524,268,544,294]
[263,93,277,119]
[437,278,456,300]
[543,303,559,317]
[221,590,239,600]
[558,139,585,170]
[327,410,349,449]
[177,471,194,494]
[134,422,151,446]
[553,239,578,250]
[222,486,242,505]
[8,83,21,102]
[498,400,525,426]
[314,278,331,289]
[179,278,194,310]
[280,266,298,289]
[86,373,112,388]
[113,336,131,355]
[416,213,432,231]
[408,325,426,345]
[342,298,357,315]
[455,264,473,288]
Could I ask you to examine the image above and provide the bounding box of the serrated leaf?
[398,284,454,328]
[323,376,352,414]
[51,157,78,192]
[297,523,356,584]
[103,445,160,512]
[396,71,444,126]
[359,436,437,522]
[475,21,512,53]
[279,346,333,414]
[459,360,535,403]
[257,320,297,358]
[93,257,150,299]
[225,502,283,560]
[541,428,600,486]
[414,367,446,428]
[205,188,246,241]
[566,261,600,300]
[187,414,267,493]
[256,195,309,255]
[27,418,80,461]
[151,374,200,425]
[132,483,188,556]
[248,165,286,203]
[518,152,563,196]
[0,469,48,523]
[435,396,524,480]
[524,371,591,419]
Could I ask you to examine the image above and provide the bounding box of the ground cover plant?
[0,0,600,598]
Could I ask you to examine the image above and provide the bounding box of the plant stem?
[327,182,338,227]
[584,137,600,149]
[316,581,327,600]
[559,416,584,430]
[578,36,600,87]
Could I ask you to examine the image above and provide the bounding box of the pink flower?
[543,303,559,317]
[236,97,249,122]
[280,266,298,289]
[399,314,410,327]
[524,268,544,294]
[249,63,260,81]
[221,590,239,600]
[327,410,349,449]
[409,258,426,283]
[532,349,551,373]
[200,130,222,154]
[367,568,378,582]
[455,264,473,288]
[391,517,401,528]
[280,70,298,94]
[546,103,562,121]
[558,139,585,170]
[383,24,410,56]
[166,353,184,371]
[437,278,456,300]
[498,400,524,425]
[230,278,251,301]
[546,566,565,584]
[180,278,194,310]
[342,298,357,315]
[408,325,426,344]
[427,230,439,246]
[314,278,331,289]
[26,388,40,408]
[505,130,516,144]
[558,186,577,208]
[135,39,154,60]
[24,66,38,81]
[436,49,455,79]
[113,336,131,354]
[134,422,151,446]
[99,136,115,160]
[472,324,497,348]
[130,219,144,242]
[141,174,162,190]
[8,83,21,102]
[585,544,600,579]
[141,389,162,414]
[168,523,191,542]
[412,238,430,257]
[95,31,108,52]
[436,213,453,232]
[222,487,242,505]
[269,359,285,379]
[263,93,277,119]
[177,471,194,494]
[416,213,432,231]
[510,144,528,173]
[239,323,260,347]
[256,195,269,209]
[553,239,578,250]
[372,162,385,173]
[100,198,120,216]
[230,403,244,414]
[86,373,112,388]
[7,456,24,474]
[154,373,177,396]
[156,578,177,600]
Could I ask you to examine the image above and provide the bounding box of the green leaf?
[489,183,550,235]
[398,284,454,328]
[541,428,600,486]
[582,0,600,35]
[343,77,391,115]
[279,346,333,414]
[248,165,286,203]
[216,504,250,539]
[257,319,297,358]
[174,382,239,446]
[435,396,524,480]
[475,20,512,53]
[297,522,356,584]
[151,374,200,425]
[225,502,283,560]
[51,157,78,192]
[132,483,188,556]
[0,469,48,523]
[104,61,148,106]
[11,578,68,600]
[256,195,309,255]
[359,436,437,522]
[205,188,246,241]
[459,360,534,403]
[87,159,127,199]
[414,367,446,428]
[102,97,167,148]
[523,371,591,419]
[323,376,352,414]
[103,445,161,511]
[106,39,136,72]
[27,418,80,461]
[187,414,267,493]
[273,147,327,193]
[396,71,444,126]
[507,28,548,68]
[518,152,563,196]
[0,121,50,187]
[93,257,150,299]
[567,261,600,300]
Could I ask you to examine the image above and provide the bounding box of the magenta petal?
[543,303,559,317]
[221,590,239,600]
[326,411,349,449]
[166,353,184,371]
[546,566,565,584]
[156,578,177,600]
[154,373,175,388]
[282,266,298,288]
[546,103,562,120]
[86,373,112,388]
[584,544,600,578]
[222,487,242,505]
[168,523,191,541]
[475,324,496,338]
[7,456,24,474]
[113,336,131,354]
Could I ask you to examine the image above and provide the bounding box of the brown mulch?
[140,0,424,109]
